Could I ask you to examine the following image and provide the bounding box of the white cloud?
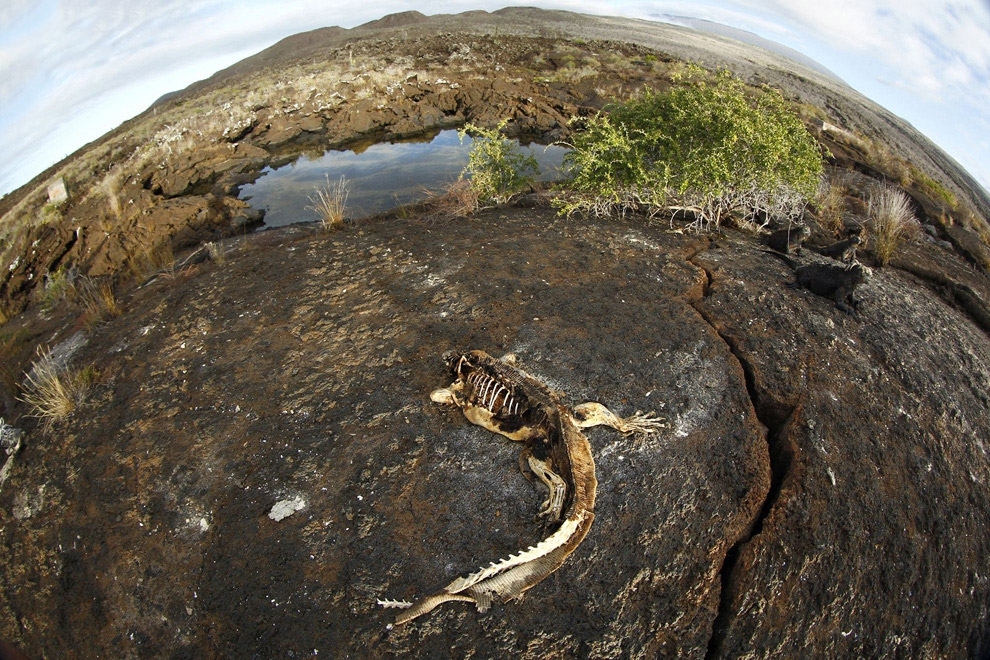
[1,0,989,195]
[763,0,990,102]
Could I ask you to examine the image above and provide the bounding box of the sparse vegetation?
[39,201,63,225]
[911,167,957,210]
[555,67,824,231]
[130,242,177,281]
[206,241,227,265]
[867,185,917,266]
[816,178,847,235]
[422,179,481,221]
[77,276,120,327]
[844,134,959,211]
[19,347,93,432]
[307,174,349,230]
[459,120,539,205]
[38,265,76,314]
[98,168,126,221]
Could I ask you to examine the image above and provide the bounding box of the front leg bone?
[572,402,667,437]
[430,387,459,405]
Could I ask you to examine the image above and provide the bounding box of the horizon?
[1,1,988,200]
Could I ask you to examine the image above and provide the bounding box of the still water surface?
[239,130,568,227]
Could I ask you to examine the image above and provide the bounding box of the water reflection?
[239,130,568,227]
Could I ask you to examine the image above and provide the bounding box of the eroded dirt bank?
[1,204,989,658]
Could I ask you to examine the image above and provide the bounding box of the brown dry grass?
[421,179,481,221]
[18,347,90,432]
[77,276,120,327]
[130,242,177,281]
[815,178,847,235]
[868,185,918,266]
[307,174,350,230]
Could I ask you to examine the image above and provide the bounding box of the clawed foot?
[572,402,667,437]
[613,410,668,436]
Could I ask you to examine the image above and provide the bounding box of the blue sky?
[1,1,988,198]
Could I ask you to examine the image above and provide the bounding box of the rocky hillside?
[1,8,989,659]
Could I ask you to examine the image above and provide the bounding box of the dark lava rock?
[1,206,988,658]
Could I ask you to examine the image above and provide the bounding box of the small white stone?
[269,496,306,521]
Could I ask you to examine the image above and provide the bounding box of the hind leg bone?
[525,454,567,520]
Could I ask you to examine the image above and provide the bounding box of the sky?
[1,0,988,199]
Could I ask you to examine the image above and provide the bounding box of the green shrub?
[556,67,824,231]
[459,120,539,205]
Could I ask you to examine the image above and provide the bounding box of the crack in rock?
[687,251,798,659]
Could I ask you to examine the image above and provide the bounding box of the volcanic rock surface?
[1,204,988,658]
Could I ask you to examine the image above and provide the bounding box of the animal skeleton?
[383,350,665,624]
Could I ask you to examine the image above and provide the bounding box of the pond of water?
[239,130,569,227]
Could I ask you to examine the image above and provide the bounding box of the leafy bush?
[459,120,539,205]
[556,67,824,231]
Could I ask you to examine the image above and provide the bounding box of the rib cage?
[465,368,522,417]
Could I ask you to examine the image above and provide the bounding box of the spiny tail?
[386,510,593,625]
[391,593,476,625]
[444,515,583,593]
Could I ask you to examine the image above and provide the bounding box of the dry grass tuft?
[422,179,481,221]
[130,242,176,281]
[19,347,90,432]
[307,174,349,230]
[206,241,227,265]
[77,276,120,327]
[868,185,917,266]
[815,178,847,235]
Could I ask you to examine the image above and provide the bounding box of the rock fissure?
[687,253,798,659]
[890,257,990,336]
